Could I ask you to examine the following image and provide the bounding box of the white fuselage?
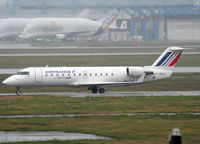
[3,66,172,87]
[20,18,102,40]
[0,18,32,40]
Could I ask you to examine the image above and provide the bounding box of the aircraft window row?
[45,73,114,77]
[15,72,29,75]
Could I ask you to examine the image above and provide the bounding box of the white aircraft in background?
[19,9,120,40]
[0,9,90,41]
[0,18,32,41]
[3,47,183,94]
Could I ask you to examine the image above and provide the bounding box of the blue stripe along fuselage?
[156,52,172,66]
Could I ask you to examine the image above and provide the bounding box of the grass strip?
[0,96,200,115]
[0,115,200,144]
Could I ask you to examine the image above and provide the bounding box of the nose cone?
[2,77,18,86]
[2,79,6,85]
[2,78,11,85]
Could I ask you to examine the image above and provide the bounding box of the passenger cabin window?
[15,72,29,75]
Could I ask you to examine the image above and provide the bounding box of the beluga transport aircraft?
[3,47,183,94]
[19,8,120,40]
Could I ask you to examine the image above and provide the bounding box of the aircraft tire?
[16,86,21,95]
[99,88,105,93]
[91,87,98,93]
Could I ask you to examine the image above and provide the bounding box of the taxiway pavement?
[0,91,200,97]
[0,43,199,49]
[0,52,199,57]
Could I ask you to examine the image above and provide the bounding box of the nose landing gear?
[16,86,21,95]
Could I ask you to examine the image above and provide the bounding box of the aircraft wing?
[58,31,91,37]
[74,81,134,87]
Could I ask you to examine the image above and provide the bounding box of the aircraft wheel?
[16,86,21,95]
[91,87,98,93]
[99,88,105,93]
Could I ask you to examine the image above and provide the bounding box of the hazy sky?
[0,0,6,5]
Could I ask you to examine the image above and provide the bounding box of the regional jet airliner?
[3,47,183,94]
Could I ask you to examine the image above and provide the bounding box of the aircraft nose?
[2,77,16,85]
[2,79,9,85]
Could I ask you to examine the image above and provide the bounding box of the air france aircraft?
[3,47,183,94]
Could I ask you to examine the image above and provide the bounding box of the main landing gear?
[16,86,21,95]
[88,87,105,94]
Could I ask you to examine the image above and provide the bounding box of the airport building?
[1,0,200,41]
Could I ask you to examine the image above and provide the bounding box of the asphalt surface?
[0,52,199,57]
[0,43,199,49]
[0,67,199,74]
[0,113,199,119]
[0,91,200,97]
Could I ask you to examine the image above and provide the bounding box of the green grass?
[0,96,200,115]
[0,54,200,68]
[1,43,200,54]
[0,115,200,144]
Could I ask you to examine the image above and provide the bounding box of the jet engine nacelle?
[126,67,144,77]
[56,34,65,40]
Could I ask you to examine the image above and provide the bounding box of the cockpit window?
[15,72,29,75]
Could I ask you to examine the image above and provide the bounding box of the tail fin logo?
[155,51,182,67]
[94,8,120,35]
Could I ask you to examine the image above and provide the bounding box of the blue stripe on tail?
[161,52,176,66]
[156,52,171,66]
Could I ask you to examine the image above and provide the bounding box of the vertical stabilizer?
[94,8,120,35]
[152,47,184,68]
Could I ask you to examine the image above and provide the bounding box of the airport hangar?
[1,0,200,42]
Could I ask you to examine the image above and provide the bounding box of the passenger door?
[34,68,43,83]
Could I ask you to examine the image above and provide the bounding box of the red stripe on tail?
[168,52,182,66]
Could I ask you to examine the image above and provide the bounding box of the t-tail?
[94,8,120,36]
[151,47,184,69]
